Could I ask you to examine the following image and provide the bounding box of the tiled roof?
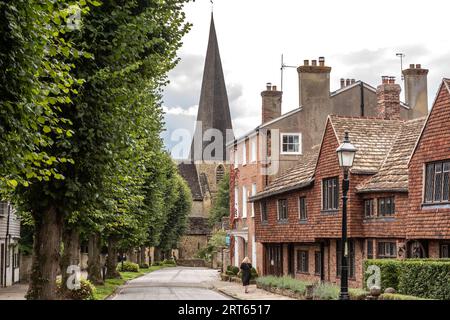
[250,146,319,201]
[357,117,426,192]
[329,115,404,174]
[178,163,203,201]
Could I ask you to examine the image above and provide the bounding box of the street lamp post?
[336,131,357,301]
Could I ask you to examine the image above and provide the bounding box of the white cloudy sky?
[162,0,450,157]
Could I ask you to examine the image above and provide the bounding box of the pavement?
[112,266,293,300]
[1,267,293,300]
[112,267,231,300]
[0,284,27,300]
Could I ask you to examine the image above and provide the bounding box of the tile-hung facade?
[250,78,450,288]
[0,202,21,287]
[228,61,429,274]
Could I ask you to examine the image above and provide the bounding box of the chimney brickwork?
[297,57,331,106]
[377,76,401,120]
[402,64,429,119]
[261,84,282,124]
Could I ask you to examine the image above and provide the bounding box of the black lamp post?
[336,131,357,301]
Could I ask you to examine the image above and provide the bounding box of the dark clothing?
[240,263,252,286]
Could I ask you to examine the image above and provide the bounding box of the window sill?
[298,219,308,224]
[296,271,310,275]
[280,152,302,156]
[277,220,289,225]
[363,216,395,222]
[321,210,338,215]
[421,202,450,209]
[261,221,268,226]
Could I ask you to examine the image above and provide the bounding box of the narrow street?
[112,267,232,300]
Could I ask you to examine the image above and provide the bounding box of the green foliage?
[251,267,258,280]
[256,276,311,294]
[57,279,96,300]
[364,259,400,290]
[196,230,227,261]
[209,172,230,227]
[139,263,149,269]
[116,261,139,273]
[364,259,450,300]
[162,259,176,266]
[379,293,427,300]
[312,283,339,300]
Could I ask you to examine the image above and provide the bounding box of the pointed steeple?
[190,13,233,162]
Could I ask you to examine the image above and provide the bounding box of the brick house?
[229,62,429,273]
[406,78,450,257]
[249,76,449,288]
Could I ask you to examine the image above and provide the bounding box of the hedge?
[364,259,450,300]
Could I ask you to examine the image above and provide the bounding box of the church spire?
[190,13,233,162]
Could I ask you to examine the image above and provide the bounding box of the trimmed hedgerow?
[364,259,450,300]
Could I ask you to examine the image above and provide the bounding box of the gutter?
[356,188,408,194]
[249,179,314,202]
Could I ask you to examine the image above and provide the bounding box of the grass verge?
[93,266,167,300]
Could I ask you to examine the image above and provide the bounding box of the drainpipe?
[360,82,365,117]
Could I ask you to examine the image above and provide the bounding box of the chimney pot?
[319,57,325,66]
[388,76,396,84]
[311,60,317,66]
[266,82,272,91]
[416,64,421,69]
[272,85,277,91]
[340,78,345,88]
[304,60,309,66]
[351,79,356,84]
[346,79,351,86]
[410,64,415,69]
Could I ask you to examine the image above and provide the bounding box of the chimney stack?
[261,83,282,124]
[402,63,429,119]
[377,76,401,120]
[297,57,331,106]
[340,78,345,88]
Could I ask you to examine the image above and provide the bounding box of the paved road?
[112,267,232,300]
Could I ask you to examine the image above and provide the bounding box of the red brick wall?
[408,82,450,239]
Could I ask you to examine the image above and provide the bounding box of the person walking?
[240,257,252,294]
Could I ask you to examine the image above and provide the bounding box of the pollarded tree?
[16,0,191,299]
[209,172,230,227]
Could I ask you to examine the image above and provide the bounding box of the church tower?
[177,13,233,260]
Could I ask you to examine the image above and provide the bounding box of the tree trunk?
[106,236,121,279]
[26,206,63,300]
[140,246,147,266]
[154,247,161,262]
[87,233,103,285]
[60,227,80,296]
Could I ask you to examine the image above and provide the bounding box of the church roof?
[190,14,233,161]
[178,163,203,201]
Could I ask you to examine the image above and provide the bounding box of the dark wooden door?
[0,243,4,287]
[265,244,283,276]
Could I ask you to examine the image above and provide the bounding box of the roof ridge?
[329,114,405,122]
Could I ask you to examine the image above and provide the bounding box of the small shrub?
[379,293,427,300]
[139,263,149,269]
[256,276,310,295]
[349,288,368,300]
[230,266,239,275]
[250,267,258,280]
[313,283,339,300]
[162,259,176,266]
[225,270,235,276]
[152,261,162,266]
[57,279,96,300]
[117,261,140,272]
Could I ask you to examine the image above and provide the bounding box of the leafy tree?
[8,0,191,299]
[209,172,230,227]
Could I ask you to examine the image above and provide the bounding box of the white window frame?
[234,187,239,218]
[242,186,247,218]
[280,133,302,155]
[251,183,257,217]
[242,141,247,165]
[250,138,257,163]
[233,149,238,169]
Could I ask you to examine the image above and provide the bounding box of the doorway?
[264,244,283,276]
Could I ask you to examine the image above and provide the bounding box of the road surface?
[112,267,231,300]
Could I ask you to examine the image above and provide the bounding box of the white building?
[0,202,20,287]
